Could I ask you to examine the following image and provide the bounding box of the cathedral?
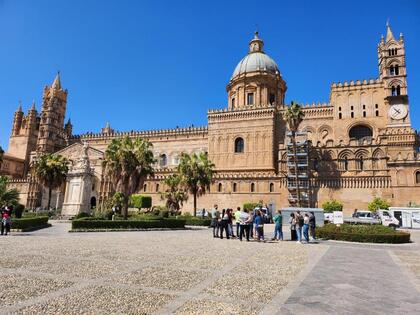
[1,24,419,216]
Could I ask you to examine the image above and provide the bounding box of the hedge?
[178,216,211,226]
[243,202,261,212]
[11,216,49,231]
[317,224,410,244]
[72,218,186,230]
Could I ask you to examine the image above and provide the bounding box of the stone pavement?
[0,222,419,314]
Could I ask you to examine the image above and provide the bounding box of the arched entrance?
[90,196,97,209]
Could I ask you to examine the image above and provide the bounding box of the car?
[376,209,400,228]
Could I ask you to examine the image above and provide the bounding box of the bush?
[243,202,261,212]
[14,204,25,218]
[368,197,390,212]
[317,224,410,244]
[322,200,343,213]
[178,216,211,226]
[73,212,91,220]
[159,210,170,218]
[11,216,49,231]
[71,218,186,230]
[130,195,152,209]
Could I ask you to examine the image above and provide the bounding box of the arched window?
[358,156,364,171]
[390,65,395,75]
[231,97,235,108]
[233,182,237,192]
[388,49,391,56]
[396,85,401,96]
[156,183,160,192]
[416,171,420,184]
[160,154,167,167]
[234,137,244,153]
[143,184,147,192]
[349,125,373,140]
[391,86,397,96]
[218,183,222,192]
[395,65,399,75]
[250,183,255,192]
[269,183,274,193]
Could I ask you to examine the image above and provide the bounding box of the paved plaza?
[0,223,419,314]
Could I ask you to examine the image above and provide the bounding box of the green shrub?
[14,204,25,218]
[159,210,170,218]
[322,200,343,213]
[317,224,410,243]
[71,218,186,230]
[243,202,261,212]
[368,197,390,212]
[182,211,192,217]
[130,195,152,209]
[178,216,211,226]
[11,216,49,231]
[73,212,91,220]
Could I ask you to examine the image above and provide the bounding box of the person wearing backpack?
[295,211,304,244]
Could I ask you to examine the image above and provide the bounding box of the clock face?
[389,104,408,120]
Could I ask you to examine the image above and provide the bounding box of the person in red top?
[1,206,12,235]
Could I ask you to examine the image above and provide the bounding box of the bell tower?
[378,22,410,127]
[37,72,68,153]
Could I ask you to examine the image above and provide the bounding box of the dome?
[232,52,279,78]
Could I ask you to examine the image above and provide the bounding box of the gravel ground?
[0,223,316,314]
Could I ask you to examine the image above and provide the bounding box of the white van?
[377,209,400,228]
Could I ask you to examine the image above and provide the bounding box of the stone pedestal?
[62,143,93,217]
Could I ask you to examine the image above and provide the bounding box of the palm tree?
[284,101,305,207]
[178,152,214,216]
[32,154,69,210]
[102,136,155,219]
[161,174,188,214]
[0,176,19,207]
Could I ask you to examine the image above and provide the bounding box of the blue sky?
[0,0,419,149]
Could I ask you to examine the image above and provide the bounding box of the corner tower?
[37,73,68,153]
[226,32,287,110]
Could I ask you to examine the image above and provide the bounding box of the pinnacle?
[386,21,395,42]
[52,71,62,90]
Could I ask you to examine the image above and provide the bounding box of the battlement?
[330,78,382,90]
[72,125,208,140]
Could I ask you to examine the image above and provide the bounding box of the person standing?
[219,209,230,239]
[227,209,235,238]
[289,213,297,241]
[295,211,303,243]
[248,210,254,239]
[303,213,310,243]
[272,210,283,241]
[211,204,220,238]
[239,209,250,241]
[309,211,316,241]
[255,210,265,242]
[1,206,11,236]
[234,207,241,238]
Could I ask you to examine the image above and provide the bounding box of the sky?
[0,0,419,149]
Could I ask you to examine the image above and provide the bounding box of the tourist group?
[210,205,316,244]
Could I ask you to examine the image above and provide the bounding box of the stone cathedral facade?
[1,24,420,215]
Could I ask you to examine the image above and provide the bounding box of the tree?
[161,174,188,214]
[102,136,155,219]
[178,152,214,216]
[32,154,69,210]
[284,101,305,207]
[322,200,343,213]
[368,197,390,212]
[0,176,19,207]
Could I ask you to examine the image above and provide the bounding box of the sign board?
[333,211,344,224]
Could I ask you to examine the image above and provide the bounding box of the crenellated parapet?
[72,125,208,140]
[208,107,276,122]
[299,103,333,119]
[330,78,383,91]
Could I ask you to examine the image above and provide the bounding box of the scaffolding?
[286,131,310,207]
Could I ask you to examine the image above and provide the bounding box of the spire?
[30,100,36,111]
[17,101,23,112]
[386,20,395,42]
[52,71,61,90]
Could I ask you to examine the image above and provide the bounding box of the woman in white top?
[239,209,251,241]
